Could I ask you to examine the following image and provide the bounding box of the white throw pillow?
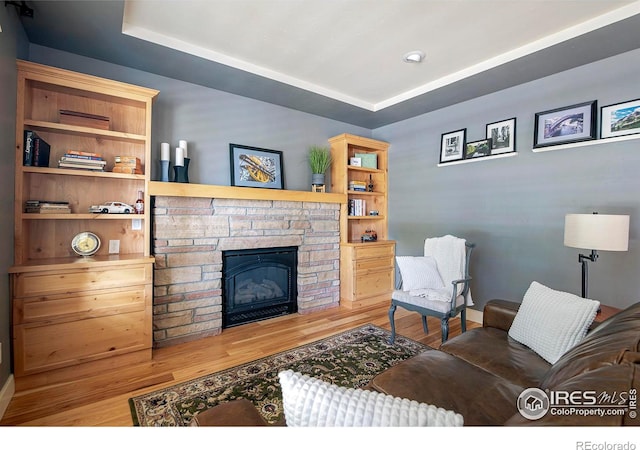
[396,256,445,291]
[278,370,463,427]
[508,281,600,364]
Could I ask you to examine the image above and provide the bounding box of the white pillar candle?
[175,147,184,166]
[161,142,170,161]
[179,140,188,159]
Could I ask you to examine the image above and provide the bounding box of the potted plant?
[308,145,332,186]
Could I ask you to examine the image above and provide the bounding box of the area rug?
[129,324,429,426]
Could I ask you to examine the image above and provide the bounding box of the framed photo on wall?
[486,117,516,154]
[229,143,284,189]
[533,101,597,148]
[465,139,492,159]
[440,128,466,163]
[600,98,640,139]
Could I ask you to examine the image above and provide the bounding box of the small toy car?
[89,201,134,214]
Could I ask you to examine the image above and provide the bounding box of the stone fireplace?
[152,196,341,347]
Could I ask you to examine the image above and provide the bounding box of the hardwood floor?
[0,300,479,426]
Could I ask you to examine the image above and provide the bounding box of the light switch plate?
[109,240,120,254]
[132,219,142,230]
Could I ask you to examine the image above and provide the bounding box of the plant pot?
[312,173,325,185]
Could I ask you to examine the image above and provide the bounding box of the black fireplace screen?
[222,246,298,328]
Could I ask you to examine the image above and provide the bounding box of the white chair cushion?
[392,290,464,313]
[508,281,600,364]
[278,370,464,427]
[395,256,444,291]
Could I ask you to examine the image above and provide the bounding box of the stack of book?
[348,180,367,192]
[348,198,366,216]
[58,150,106,171]
[25,200,71,214]
[112,156,142,174]
[23,130,51,167]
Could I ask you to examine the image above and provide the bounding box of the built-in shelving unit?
[329,133,395,305]
[10,60,159,389]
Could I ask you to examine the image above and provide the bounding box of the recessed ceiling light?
[403,51,425,63]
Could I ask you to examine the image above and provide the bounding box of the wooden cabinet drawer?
[14,285,150,325]
[12,263,152,298]
[355,256,394,271]
[14,310,150,376]
[353,243,395,260]
[354,267,393,299]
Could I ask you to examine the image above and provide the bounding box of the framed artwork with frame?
[600,98,640,139]
[533,101,597,148]
[229,143,284,189]
[486,117,516,154]
[440,128,466,163]
[465,139,492,159]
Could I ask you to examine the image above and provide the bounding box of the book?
[25,207,71,214]
[59,156,106,165]
[66,149,102,158]
[23,131,52,167]
[62,153,103,161]
[26,200,69,205]
[23,130,36,165]
[25,200,71,213]
[33,137,51,167]
[58,161,105,171]
[32,203,70,209]
[349,181,367,191]
[348,199,366,216]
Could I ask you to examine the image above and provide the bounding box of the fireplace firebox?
[222,246,298,328]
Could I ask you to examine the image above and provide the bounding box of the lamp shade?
[564,214,629,251]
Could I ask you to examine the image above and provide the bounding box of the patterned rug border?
[128,324,428,426]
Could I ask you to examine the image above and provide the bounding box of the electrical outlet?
[132,219,142,230]
[109,240,120,254]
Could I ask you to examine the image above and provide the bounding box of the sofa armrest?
[482,299,520,331]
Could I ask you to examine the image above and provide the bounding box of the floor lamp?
[564,212,629,299]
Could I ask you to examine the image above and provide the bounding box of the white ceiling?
[122,0,640,112]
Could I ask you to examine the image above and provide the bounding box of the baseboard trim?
[466,308,483,324]
[0,374,15,421]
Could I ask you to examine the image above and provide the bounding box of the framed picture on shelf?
[229,143,284,189]
[486,117,516,154]
[440,128,466,163]
[533,101,597,148]
[600,98,640,139]
[465,139,492,159]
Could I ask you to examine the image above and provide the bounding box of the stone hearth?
[152,196,341,347]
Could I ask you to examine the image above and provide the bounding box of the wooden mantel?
[148,181,345,204]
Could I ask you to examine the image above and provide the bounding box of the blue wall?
[0,4,28,399]
[374,48,640,311]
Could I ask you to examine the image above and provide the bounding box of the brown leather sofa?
[191,299,640,426]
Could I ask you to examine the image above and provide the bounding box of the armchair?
[389,235,475,344]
